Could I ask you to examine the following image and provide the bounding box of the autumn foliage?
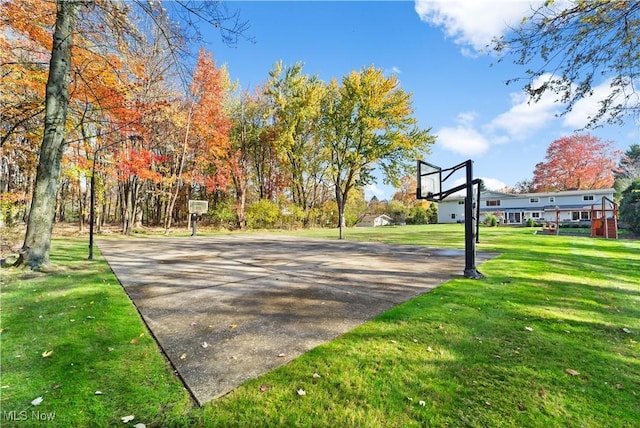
[532,135,620,192]
[2,0,431,266]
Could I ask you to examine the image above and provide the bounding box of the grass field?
[1,225,639,427]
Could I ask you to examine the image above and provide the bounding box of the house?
[355,214,393,227]
[437,188,616,225]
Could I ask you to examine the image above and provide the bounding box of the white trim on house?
[437,188,615,224]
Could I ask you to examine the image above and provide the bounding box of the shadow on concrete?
[98,234,495,404]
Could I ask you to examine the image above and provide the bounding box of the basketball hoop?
[417,160,442,201]
[188,200,208,215]
[188,200,208,237]
[416,159,484,279]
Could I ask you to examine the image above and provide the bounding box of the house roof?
[356,214,392,223]
[444,188,615,201]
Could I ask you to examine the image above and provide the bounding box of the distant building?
[355,214,392,227]
[437,188,615,225]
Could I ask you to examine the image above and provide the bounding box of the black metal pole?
[476,179,482,243]
[463,160,483,279]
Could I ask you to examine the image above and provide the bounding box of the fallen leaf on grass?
[539,390,547,398]
[259,384,270,392]
[312,373,321,379]
[622,328,631,334]
[419,400,426,406]
[297,389,306,396]
[121,415,135,423]
[42,350,53,358]
[616,383,624,389]
[95,391,103,395]
[565,369,580,376]
[427,346,433,352]
[130,338,138,345]
[524,326,534,332]
[31,396,43,406]
[134,424,146,428]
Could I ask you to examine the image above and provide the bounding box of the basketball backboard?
[188,200,208,215]
[417,160,442,201]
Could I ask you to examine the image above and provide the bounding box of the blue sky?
[201,0,638,200]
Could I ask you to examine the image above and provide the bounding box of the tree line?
[1,0,434,268]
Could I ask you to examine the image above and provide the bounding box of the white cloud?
[384,66,402,77]
[414,0,538,53]
[475,73,563,141]
[485,86,560,140]
[480,176,508,191]
[456,111,478,125]
[436,125,490,156]
[444,176,506,197]
[562,79,629,129]
[364,183,385,200]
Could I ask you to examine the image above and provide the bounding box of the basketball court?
[98,233,495,404]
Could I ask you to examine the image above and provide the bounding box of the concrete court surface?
[98,233,494,404]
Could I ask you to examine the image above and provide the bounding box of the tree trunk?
[17,0,80,269]
[164,107,192,234]
[336,188,345,240]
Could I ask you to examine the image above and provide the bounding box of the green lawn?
[1,225,639,427]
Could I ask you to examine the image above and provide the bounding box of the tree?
[12,0,245,268]
[614,144,640,198]
[186,48,232,194]
[18,0,82,268]
[619,179,640,234]
[265,62,328,222]
[392,175,418,206]
[495,1,640,127]
[531,134,619,192]
[321,66,434,239]
[513,178,536,194]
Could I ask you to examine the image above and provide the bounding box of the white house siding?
[437,189,615,224]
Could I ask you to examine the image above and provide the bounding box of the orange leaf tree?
[532,134,621,192]
[185,48,232,195]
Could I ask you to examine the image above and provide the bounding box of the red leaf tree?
[532,134,620,192]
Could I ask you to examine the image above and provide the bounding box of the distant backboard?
[188,200,208,214]
[417,160,442,201]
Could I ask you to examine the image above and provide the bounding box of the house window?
[450,213,456,220]
[572,211,580,221]
[583,195,594,201]
[581,211,590,220]
[530,198,539,203]
[486,200,501,207]
[531,212,540,218]
[549,197,555,203]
